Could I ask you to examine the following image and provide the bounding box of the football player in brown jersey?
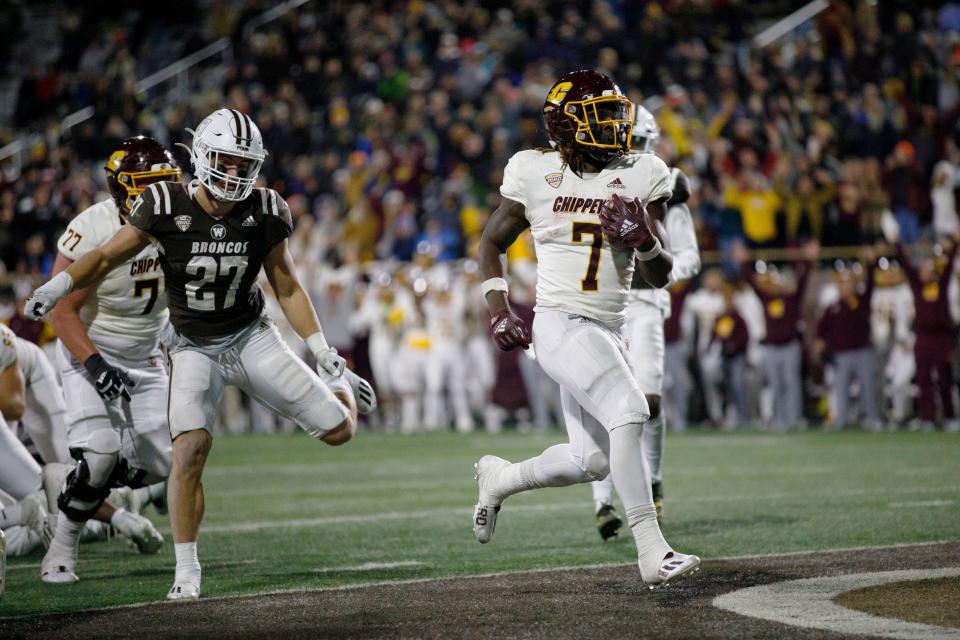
[26,108,376,600]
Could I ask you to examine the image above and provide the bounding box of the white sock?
[491,444,593,503]
[46,512,84,564]
[174,541,201,583]
[609,422,671,582]
[0,503,23,528]
[642,412,665,484]
[592,475,614,512]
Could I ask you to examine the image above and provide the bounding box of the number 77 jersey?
[499,149,673,326]
[57,198,168,359]
[129,180,292,339]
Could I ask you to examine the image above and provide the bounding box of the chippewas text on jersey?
[129,180,292,339]
[57,198,169,353]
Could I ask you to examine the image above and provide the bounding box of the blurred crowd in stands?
[2,0,960,432]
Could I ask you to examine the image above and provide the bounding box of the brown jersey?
[129,180,292,339]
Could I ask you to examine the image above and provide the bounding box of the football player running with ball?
[590,106,701,539]
[26,108,376,600]
[473,70,700,587]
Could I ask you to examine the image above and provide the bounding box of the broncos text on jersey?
[128,180,292,339]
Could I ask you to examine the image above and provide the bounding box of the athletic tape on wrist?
[305,332,330,357]
[635,237,662,262]
[480,277,509,297]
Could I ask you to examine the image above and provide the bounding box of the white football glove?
[315,346,346,377]
[24,272,73,321]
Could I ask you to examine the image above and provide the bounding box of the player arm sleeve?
[127,185,161,236]
[499,153,528,207]
[265,191,294,250]
[664,204,701,284]
[57,214,98,261]
[0,330,17,371]
[643,156,673,205]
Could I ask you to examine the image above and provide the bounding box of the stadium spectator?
[709,283,751,429]
[815,250,884,430]
[735,241,817,431]
[896,237,960,430]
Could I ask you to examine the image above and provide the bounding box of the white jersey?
[57,199,169,361]
[500,149,672,326]
[0,323,18,372]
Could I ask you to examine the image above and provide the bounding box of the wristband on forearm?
[636,237,662,262]
[481,277,508,297]
[305,331,330,358]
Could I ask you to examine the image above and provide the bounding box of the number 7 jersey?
[58,198,168,360]
[129,180,292,339]
[499,149,672,326]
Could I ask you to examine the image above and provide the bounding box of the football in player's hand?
[598,193,654,251]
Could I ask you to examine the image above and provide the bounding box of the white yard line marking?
[312,561,426,573]
[183,484,960,535]
[888,500,954,508]
[712,567,960,640]
[2,539,955,620]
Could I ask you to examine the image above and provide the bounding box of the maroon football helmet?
[105,136,181,213]
[543,70,633,167]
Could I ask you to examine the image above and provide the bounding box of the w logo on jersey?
[210,224,227,240]
[606,177,625,189]
[175,215,192,232]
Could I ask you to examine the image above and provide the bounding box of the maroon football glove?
[599,193,655,251]
[490,309,531,351]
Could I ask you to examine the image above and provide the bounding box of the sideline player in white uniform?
[26,108,376,601]
[471,70,700,587]
[39,137,178,583]
[423,279,473,431]
[590,106,701,538]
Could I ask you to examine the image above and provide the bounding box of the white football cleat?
[20,491,53,548]
[343,368,377,414]
[111,510,164,555]
[643,551,701,589]
[167,578,201,601]
[473,455,509,544]
[40,554,79,584]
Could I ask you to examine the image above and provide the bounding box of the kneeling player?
[26,108,375,600]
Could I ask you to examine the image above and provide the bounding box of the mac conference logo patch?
[210,224,227,240]
[545,172,563,188]
[174,215,192,232]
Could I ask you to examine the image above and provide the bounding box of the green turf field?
[2,430,958,617]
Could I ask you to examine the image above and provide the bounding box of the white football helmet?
[631,104,660,154]
[184,108,266,201]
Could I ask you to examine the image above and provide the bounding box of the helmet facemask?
[191,138,263,202]
[114,167,182,211]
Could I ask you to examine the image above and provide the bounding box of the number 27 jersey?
[129,180,292,339]
[500,149,672,326]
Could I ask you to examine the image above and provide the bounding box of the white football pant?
[58,338,171,482]
[168,318,348,440]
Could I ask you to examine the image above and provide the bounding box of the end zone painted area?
[713,568,960,639]
[2,541,958,639]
